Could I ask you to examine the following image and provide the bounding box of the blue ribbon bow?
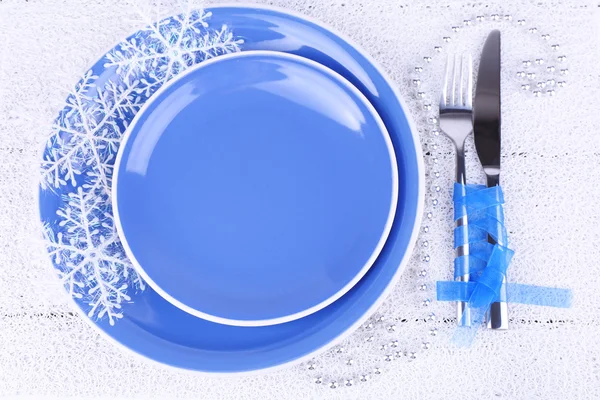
[436,184,572,346]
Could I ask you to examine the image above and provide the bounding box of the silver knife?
[473,30,509,330]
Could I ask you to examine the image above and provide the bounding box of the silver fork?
[439,54,473,326]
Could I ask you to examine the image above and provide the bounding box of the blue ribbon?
[437,183,572,346]
[437,281,572,308]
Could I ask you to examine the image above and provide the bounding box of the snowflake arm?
[44,186,144,325]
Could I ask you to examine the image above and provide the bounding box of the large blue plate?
[39,5,423,372]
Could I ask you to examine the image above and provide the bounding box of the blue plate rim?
[112,50,400,327]
[36,3,425,375]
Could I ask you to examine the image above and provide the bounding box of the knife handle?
[485,174,509,330]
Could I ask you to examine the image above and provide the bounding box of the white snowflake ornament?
[40,9,243,324]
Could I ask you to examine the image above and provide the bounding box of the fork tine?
[465,54,473,109]
[451,54,458,106]
[459,54,465,106]
[441,54,473,110]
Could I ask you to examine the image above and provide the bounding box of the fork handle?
[456,147,467,186]
[485,174,509,330]
[455,147,470,326]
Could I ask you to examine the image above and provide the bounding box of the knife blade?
[473,30,509,330]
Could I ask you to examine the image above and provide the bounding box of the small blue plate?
[113,51,398,326]
[39,5,423,373]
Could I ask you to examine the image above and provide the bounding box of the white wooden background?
[0,0,598,398]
